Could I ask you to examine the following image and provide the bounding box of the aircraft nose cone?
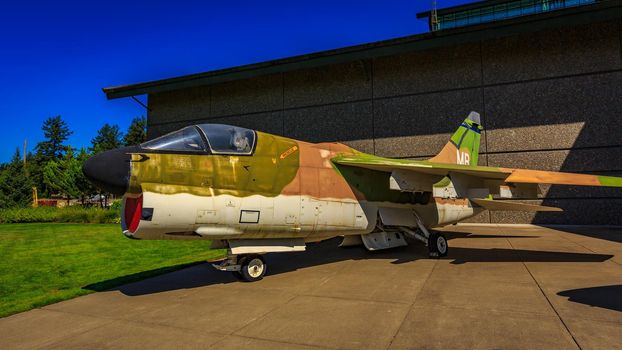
[83,146,138,195]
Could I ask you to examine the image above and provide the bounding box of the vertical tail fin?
[429,111,482,165]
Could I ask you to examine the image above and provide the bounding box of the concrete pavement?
[1,224,621,349]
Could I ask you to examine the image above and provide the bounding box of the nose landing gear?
[213,254,267,282]
[238,255,267,282]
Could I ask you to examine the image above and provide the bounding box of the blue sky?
[0,0,471,163]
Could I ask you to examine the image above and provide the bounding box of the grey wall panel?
[211,74,282,117]
[373,43,481,98]
[482,21,622,85]
[491,199,622,225]
[487,147,622,173]
[147,121,197,140]
[462,210,490,224]
[283,61,372,108]
[485,72,622,153]
[374,88,485,159]
[283,102,374,154]
[149,86,210,125]
[340,140,375,155]
[537,180,622,199]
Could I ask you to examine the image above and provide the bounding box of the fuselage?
[85,124,478,241]
[84,125,481,241]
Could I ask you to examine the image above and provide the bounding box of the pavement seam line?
[64,304,232,336]
[41,297,175,323]
[214,334,337,350]
[408,303,559,318]
[38,306,124,321]
[385,257,438,350]
[30,310,117,350]
[506,237,583,350]
[37,316,226,350]
[230,292,299,336]
[40,295,172,322]
[296,293,411,306]
[408,301,554,318]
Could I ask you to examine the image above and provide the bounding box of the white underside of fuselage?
[124,191,481,241]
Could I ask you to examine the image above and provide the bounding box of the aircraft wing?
[332,154,622,188]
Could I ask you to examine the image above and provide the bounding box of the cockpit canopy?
[142,126,205,152]
[141,124,256,155]
[198,124,255,154]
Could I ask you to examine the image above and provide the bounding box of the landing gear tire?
[428,232,448,258]
[239,254,267,282]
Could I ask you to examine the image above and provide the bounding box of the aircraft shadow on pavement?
[83,233,613,297]
[558,284,622,312]
[445,231,538,239]
[444,247,612,264]
[545,226,622,244]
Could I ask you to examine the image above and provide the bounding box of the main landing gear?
[212,254,267,282]
[400,212,448,258]
[428,231,448,258]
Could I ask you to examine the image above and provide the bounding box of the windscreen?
[141,126,206,152]
[197,124,256,155]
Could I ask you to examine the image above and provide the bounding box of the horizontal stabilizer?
[471,198,562,212]
[506,169,622,187]
[332,154,622,188]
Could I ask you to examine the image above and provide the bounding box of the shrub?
[0,206,120,224]
[95,208,121,224]
[110,200,122,212]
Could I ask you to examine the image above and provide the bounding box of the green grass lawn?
[0,223,225,317]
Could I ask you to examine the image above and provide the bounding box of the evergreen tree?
[123,116,147,146]
[90,124,123,207]
[35,115,73,161]
[0,149,34,208]
[75,148,97,205]
[27,152,47,198]
[90,123,123,154]
[33,115,73,197]
[42,147,81,204]
[0,163,10,207]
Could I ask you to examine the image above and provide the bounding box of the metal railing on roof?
[432,0,598,31]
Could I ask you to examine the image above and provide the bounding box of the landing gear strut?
[212,254,267,282]
[400,212,448,258]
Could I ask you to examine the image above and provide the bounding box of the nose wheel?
[238,254,267,282]
[213,254,267,282]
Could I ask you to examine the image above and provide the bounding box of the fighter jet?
[83,112,622,281]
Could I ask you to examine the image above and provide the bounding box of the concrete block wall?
[147,19,622,225]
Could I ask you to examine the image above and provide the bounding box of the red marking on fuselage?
[125,195,143,233]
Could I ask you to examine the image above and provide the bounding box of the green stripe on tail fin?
[429,111,483,166]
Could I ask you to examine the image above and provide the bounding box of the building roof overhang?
[103,0,621,100]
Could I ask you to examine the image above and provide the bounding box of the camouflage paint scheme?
[122,112,622,241]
